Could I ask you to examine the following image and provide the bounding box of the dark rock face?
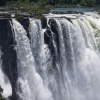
[45,19,59,57]
[0,0,6,6]
[18,18,30,39]
[0,19,17,100]
[44,19,60,79]
[35,15,47,29]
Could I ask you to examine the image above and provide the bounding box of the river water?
[50,8,96,13]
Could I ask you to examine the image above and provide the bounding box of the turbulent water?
[0,50,12,98]
[1,13,100,100]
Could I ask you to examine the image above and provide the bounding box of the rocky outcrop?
[0,19,17,100]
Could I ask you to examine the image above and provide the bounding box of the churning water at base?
[1,13,100,100]
[0,50,12,98]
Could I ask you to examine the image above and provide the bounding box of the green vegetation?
[0,1,52,14]
[0,0,99,6]
[0,0,100,14]
[0,86,6,100]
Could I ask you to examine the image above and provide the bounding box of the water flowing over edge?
[0,12,100,100]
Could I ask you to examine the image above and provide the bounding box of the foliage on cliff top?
[0,0,100,6]
[0,0,100,14]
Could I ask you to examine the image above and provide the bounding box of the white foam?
[0,51,12,98]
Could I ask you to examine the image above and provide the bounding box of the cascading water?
[1,13,100,100]
[0,50,12,98]
[12,15,100,100]
[11,19,53,100]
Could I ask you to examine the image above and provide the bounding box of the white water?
[8,13,100,100]
[11,19,53,100]
[29,19,51,82]
[0,50,12,98]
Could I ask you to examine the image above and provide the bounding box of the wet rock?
[34,15,47,29]
[0,19,17,100]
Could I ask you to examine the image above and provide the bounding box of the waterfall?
[13,15,100,100]
[0,50,12,98]
[29,18,51,84]
[29,16,100,100]
[1,13,100,100]
[11,19,53,100]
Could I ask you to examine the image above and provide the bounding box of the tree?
[80,0,86,6]
[72,0,78,4]
[96,0,100,5]
[85,0,96,6]
[0,86,6,100]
